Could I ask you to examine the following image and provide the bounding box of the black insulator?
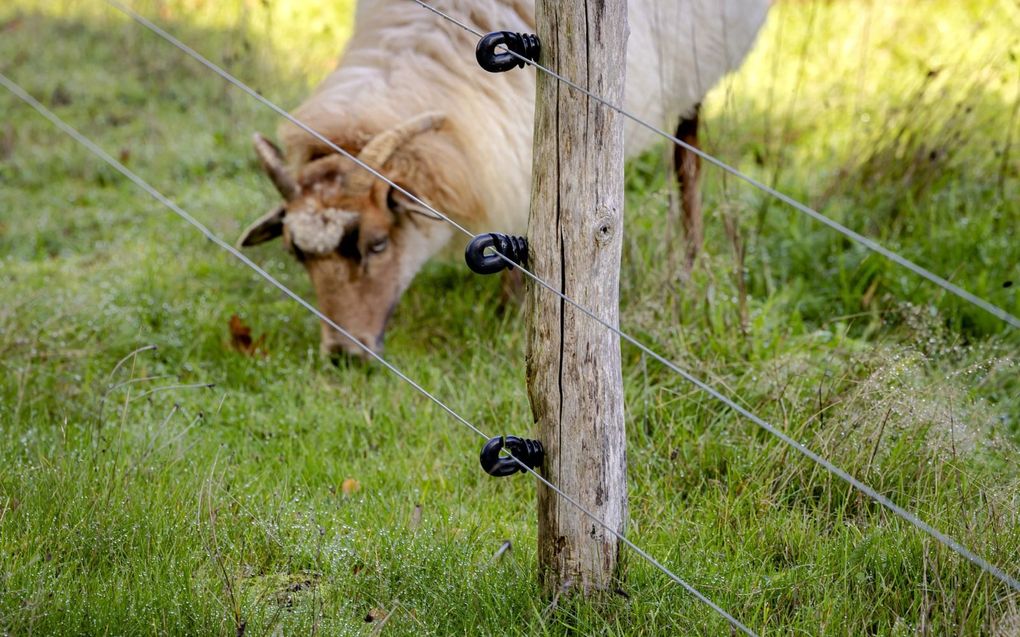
[479,435,544,477]
[465,233,528,275]
[475,31,541,73]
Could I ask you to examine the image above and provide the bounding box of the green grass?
[1,0,1019,634]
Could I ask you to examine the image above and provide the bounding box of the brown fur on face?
[239,116,471,358]
[285,161,400,356]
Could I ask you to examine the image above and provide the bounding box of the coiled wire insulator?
[465,233,528,274]
[479,435,544,477]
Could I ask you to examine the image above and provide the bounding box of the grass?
[1,0,1018,634]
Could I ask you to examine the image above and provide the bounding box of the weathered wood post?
[527,0,628,595]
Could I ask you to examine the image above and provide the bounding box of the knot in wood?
[592,207,618,247]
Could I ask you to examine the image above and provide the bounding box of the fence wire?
[0,71,758,637]
[97,0,1020,595]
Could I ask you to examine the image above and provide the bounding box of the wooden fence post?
[527,0,628,595]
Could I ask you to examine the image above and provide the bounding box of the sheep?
[238,0,770,358]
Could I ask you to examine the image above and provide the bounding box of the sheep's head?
[238,112,453,359]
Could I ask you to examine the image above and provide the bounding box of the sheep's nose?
[322,334,382,366]
[328,350,362,368]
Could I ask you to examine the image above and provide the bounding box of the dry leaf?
[368,603,400,635]
[341,478,361,495]
[2,18,24,33]
[228,314,266,356]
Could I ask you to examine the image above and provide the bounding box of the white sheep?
[239,0,770,357]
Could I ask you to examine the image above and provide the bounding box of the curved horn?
[253,133,298,200]
[347,112,446,196]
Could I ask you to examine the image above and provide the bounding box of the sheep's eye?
[368,237,389,254]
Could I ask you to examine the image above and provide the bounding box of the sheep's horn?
[348,112,445,195]
[253,133,298,200]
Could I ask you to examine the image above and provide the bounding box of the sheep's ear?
[237,204,286,247]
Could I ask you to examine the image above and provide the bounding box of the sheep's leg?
[673,106,703,269]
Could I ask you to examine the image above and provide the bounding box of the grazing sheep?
[239,0,770,357]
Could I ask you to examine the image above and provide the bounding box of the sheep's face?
[239,114,452,359]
